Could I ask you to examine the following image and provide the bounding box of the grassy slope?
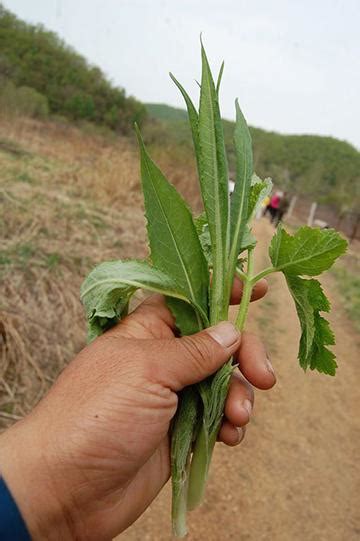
[0,116,146,426]
[0,114,206,428]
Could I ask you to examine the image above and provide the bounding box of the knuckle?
[179,334,215,374]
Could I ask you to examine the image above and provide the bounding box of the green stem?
[235,248,255,331]
[172,454,191,537]
[235,266,247,281]
[251,266,275,285]
[187,423,217,510]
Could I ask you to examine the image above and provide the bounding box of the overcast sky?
[4,0,360,148]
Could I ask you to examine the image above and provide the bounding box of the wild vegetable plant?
[80,42,347,537]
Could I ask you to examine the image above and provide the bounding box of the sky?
[4,0,360,148]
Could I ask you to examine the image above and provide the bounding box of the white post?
[308,202,317,226]
[287,195,297,219]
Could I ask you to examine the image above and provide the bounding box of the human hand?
[0,279,275,541]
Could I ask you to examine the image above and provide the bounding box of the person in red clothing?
[267,192,281,224]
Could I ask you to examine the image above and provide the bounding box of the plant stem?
[235,248,255,331]
[251,266,275,285]
[235,266,247,281]
[187,423,217,510]
[172,454,191,538]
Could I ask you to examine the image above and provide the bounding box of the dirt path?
[118,219,360,541]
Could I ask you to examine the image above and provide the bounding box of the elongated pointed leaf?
[80,260,194,341]
[227,100,253,274]
[269,226,347,276]
[135,125,209,328]
[170,73,201,175]
[285,275,337,375]
[198,40,229,322]
[215,61,224,95]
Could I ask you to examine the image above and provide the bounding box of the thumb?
[156,322,241,391]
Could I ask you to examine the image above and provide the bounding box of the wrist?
[0,419,76,541]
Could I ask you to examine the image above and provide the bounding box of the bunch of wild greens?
[80,43,347,537]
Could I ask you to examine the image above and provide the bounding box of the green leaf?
[309,314,337,375]
[228,100,253,269]
[215,61,224,95]
[269,225,347,276]
[247,174,272,221]
[169,73,201,175]
[135,125,209,329]
[239,226,257,252]
[80,259,193,342]
[285,275,337,375]
[194,213,212,266]
[198,40,229,322]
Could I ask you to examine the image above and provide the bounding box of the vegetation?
[80,44,347,536]
[1,3,358,211]
[0,4,146,132]
[332,259,360,333]
[144,104,360,214]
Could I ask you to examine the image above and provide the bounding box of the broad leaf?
[285,275,337,375]
[198,40,229,322]
[135,125,209,328]
[80,260,194,342]
[269,225,347,276]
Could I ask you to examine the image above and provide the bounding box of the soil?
[118,219,360,541]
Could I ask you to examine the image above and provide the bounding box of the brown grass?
[0,114,204,428]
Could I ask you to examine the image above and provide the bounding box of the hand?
[0,279,275,541]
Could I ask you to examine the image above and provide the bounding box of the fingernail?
[207,322,240,348]
[265,357,276,377]
[236,427,244,444]
[243,399,252,418]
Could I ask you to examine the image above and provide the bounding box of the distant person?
[275,192,290,225]
[267,192,281,224]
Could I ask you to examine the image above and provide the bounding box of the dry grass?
[0,114,214,429]
[0,116,152,428]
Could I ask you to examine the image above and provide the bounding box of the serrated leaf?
[198,40,229,322]
[269,225,347,276]
[247,174,272,220]
[80,260,194,342]
[285,275,337,375]
[309,314,337,375]
[135,125,209,329]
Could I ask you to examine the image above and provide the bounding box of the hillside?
[145,103,360,212]
[0,4,146,132]
[1,2,358,213]
[146,103,188,122]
